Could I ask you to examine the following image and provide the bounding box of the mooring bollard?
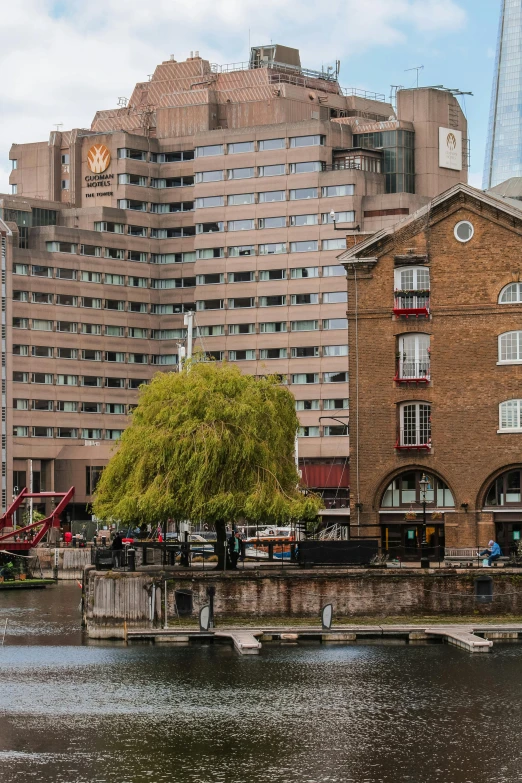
[53,547,59,581]
[127,548,136,572]
[207,585,216,628]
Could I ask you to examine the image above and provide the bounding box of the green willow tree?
[93,362,321,567]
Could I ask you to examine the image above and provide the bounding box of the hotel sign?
[87,144,111,173]
[85,143,113,197]
[439,127,462,171]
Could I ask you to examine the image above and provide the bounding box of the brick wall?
[346,189,522,548]
[83,568,522,636]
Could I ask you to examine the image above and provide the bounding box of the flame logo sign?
[87,144,111,173]
[446,133,457,151]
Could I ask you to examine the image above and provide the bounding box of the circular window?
[454,220,474,243]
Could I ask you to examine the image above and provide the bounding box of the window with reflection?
[381,471,455,508]
[499,283,522,303]
[485,469,522,506]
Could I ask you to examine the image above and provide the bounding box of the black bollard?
[207,585,216,628]
[127,548,136,572]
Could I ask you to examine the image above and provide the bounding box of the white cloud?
[0,0,467,191]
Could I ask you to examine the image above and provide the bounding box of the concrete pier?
[123,623,522,654]
[424,627,492,653]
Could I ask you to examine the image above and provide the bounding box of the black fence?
[91,539,453,571]
[91,546,136,571]
[298,539,379,567]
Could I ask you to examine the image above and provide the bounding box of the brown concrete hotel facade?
[3,45,468,523]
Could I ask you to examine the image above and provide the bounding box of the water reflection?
[0,583,83,644]
[0,586,522,783]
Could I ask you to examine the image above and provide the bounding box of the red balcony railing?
[395,429,431,451]
[394,360,431,384]
[393,291,430,317]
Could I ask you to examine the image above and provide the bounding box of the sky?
[0,0,502,192]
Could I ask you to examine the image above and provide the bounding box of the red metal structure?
[0,487,75,552]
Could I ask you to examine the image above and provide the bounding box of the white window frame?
[298,426,320,437]
[397,333,430,380]
[227,167,254,180]
[394,266,430,291]
[399,402,431,448]
[322,291,347,304]
[499,283,522,304]
[498,331,522,364]
[454,220,474,243]
[499,400,522,433]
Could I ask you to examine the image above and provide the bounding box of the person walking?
[479,539,502,567]
[111,531,124,568]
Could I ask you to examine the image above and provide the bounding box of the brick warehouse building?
[340,182,522,558]
[2,45,468,523]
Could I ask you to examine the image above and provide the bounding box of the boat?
[241,527,296,560]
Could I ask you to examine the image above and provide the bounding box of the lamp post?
[419,474,430,569]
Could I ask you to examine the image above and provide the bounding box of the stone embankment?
[33,547,90,580]
[82,566,522,639]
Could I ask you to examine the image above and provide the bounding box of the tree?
[93,362,321,567]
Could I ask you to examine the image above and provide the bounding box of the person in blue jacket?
[479,540,502,566]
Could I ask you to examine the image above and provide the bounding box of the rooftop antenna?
[117,97,128,107]
[405,65,424,88]
[53,123,63,132]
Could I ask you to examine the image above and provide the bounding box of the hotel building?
[3,45,468,524]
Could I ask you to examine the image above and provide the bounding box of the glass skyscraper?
[484,0,522,189]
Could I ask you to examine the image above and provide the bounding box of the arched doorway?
[380,470,455,561]
[483,468,522,555]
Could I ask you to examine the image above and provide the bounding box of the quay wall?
[33,545,162,581]
[83,567,522,638]
[33,547,91,580]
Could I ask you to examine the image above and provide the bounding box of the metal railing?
[396,429,431,450]
[395,360,431,382]
[318,523,343,540]
[89,541,515,570]
[342,87,387,102]
[210,59,339,83]
[321,498,350,510]
[393,293,430,315]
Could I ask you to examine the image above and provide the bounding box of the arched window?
[498,331,522,364]
[396,333,430,381]
[499,400,522,432]
[381,471,454,508]
[393,267,430,316]
[485,469,522,506]
[499,283,522,303]
[397,401,431,449]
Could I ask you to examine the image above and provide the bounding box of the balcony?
[395,429,431,452]
[393,290,430,318]
[394,360,431,384]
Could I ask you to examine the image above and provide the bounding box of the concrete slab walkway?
[125,622,522,654]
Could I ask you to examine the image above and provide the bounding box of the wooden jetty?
[123,623,522,655]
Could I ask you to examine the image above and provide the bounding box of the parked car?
[188,534,215,557]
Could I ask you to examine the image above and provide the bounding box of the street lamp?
[419,474,430,569]
[329,209,360,232]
